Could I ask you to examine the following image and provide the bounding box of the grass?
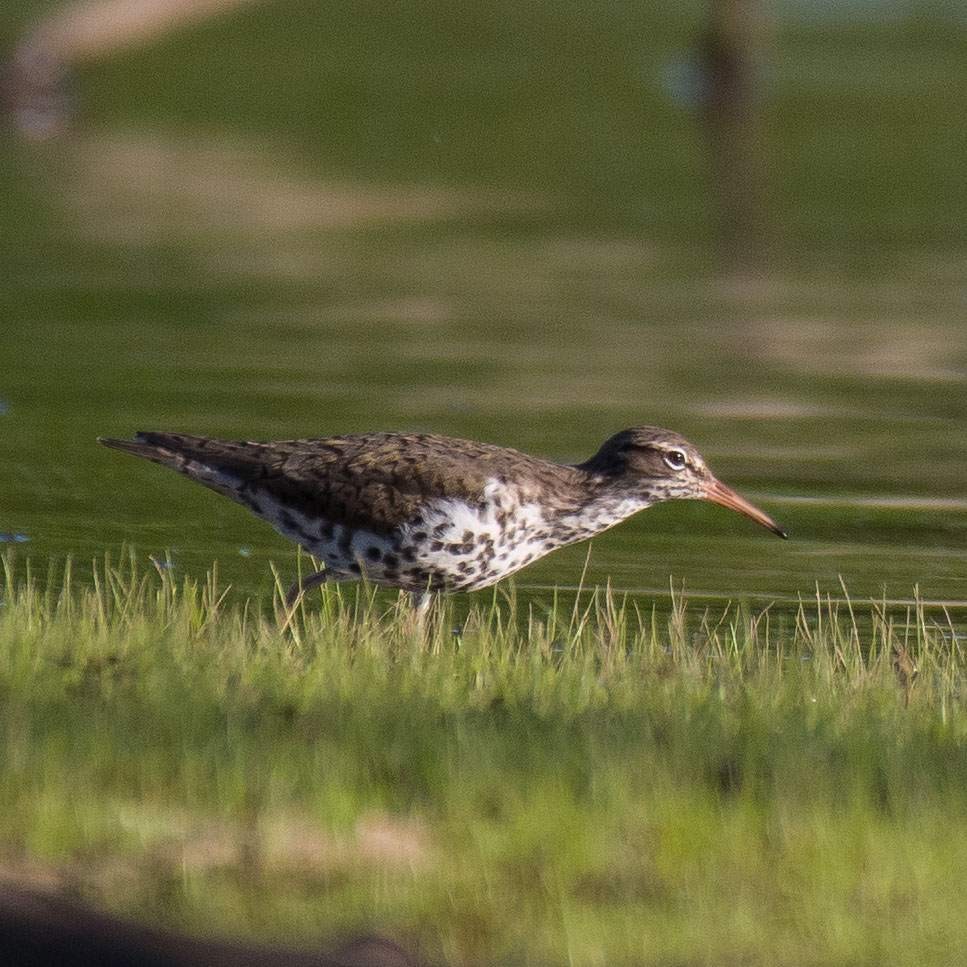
[1,551,965,965]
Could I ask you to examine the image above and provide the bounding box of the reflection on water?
[775,495,967,511]
[2,80,966,609]
[56,131,540,249]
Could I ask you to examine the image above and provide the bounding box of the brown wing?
[99,431,523,533]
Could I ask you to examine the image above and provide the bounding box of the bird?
[99,427,787,609]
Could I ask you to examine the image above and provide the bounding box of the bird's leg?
[409,590,435,616]
[402,590,437,638]
[285,569,339,608]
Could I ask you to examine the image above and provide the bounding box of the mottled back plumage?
[104,431,587,531]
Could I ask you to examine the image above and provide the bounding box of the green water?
[1,2,966,608]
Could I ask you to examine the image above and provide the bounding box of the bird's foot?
[284,569,332,609]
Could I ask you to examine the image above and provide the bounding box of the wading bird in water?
[99,427,787,608]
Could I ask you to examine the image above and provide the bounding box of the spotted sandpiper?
[99,427,787,607]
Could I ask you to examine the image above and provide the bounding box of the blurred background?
[1,0,966,605]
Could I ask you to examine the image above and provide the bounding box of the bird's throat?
[552,491,653,545]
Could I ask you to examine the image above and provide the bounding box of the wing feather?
[100,431,510,533]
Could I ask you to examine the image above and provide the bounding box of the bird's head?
[582,426,787,538]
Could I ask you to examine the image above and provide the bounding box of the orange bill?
[704,478,788,538]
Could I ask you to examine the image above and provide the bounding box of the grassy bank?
[1,553,965,965]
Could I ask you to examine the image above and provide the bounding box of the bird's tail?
[98,432,205,473]
[97,432,258,501]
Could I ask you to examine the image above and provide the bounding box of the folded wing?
[99,431,496,533]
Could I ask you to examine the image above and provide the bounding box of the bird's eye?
[663,449,687,471]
